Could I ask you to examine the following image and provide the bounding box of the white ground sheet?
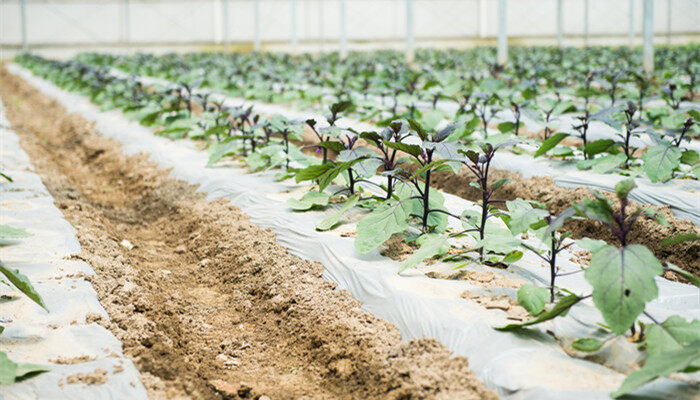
[11,64,700,400]
[0,98,148,400]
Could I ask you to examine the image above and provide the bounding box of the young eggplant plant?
[498,179,699,398]
[507,200,577,302]
[460,141,518,262]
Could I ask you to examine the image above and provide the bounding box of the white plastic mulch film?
[0,98,148,399]
[10,64,700,400]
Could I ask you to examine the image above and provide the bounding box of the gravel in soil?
[0,67,497,399]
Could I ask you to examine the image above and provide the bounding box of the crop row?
[77,46,700,184]
[15,53,700,398]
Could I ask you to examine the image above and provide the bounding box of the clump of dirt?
[66,369,108,385]
[427,269,523,288]
[1,67,497,400]
[50,355,98,365]
[379,234,415,261]
[430,166,699,278]
[461,290,530,321]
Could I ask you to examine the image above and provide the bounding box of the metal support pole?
[497,0,507,65]
[666,0,672,44]
[584,0,589,47]
[557,0,563,48]
[406,0,414,64]
[125,0,131,52]
[340,0,347,59]
[643,0,654,73]
[318,0,324,51]
[628,0,635,49]
[254,0,261,51]
[222,0,230,51]
[20,0,28,53]
[291,0,298,53]
[478,0,487,38]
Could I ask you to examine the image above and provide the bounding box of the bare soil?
[0,67,497,400]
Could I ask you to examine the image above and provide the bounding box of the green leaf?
[206,140,238,167]
[506,199,549,234]
[0,261,47,311]
[355,198,411,254]
[572,338,605,352]
[584,139,616,157]
[316,141,346,153]
[585,245,662,335]
[0,351,49,384]
[0,172,12,182]
[535,132,569,158]
[383,141,422,158]
[497,121,516,134]
[642,145,681,182]
[502,250,523,264]
[517,284,549,316]
[496,294,582,331]
[664,263,700,288]
[611,341,700,398]
[316,194,360,231]
[614,178,637,200]
[399,234,450,273]
[660,233,700,247]
[574,196,613,224]
[287,190,330,211]
[294,159,362,191]
[680,149,698,165]
[645,316,700,359]
[576,238,608,253]
[0,225,32,239]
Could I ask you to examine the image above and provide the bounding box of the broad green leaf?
[576,238,608,253]
[355,198,411,254]
[383,141,422,158]
[316,194,360,231]
[0,261,47,311]
[497,121,516,134]
[506,199,549,234]
[611,341,700,398]
[614,178,637,200]
[645,316,700,361]
[0,351,48,384]
[589,153,626,174]
[502,250,523,264]
[660,233,700,247]
[535,132,569,158]
[0,225,32,239]
[585,245,662,335]
[642,145,681,182]
[517,284,549,316]
[496,294,582,331]
[572,338,605,352]
[287,190,330,211]
[1,172,13,182]
[584,139,616,157]
[207,140,238,167]
[574,196,613,224]
[399,234,450,273]
[664,263,700,288]
[680,149,698,165]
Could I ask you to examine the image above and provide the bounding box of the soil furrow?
[0,67,497,400]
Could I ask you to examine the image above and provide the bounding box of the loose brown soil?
[1,68,498,399]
